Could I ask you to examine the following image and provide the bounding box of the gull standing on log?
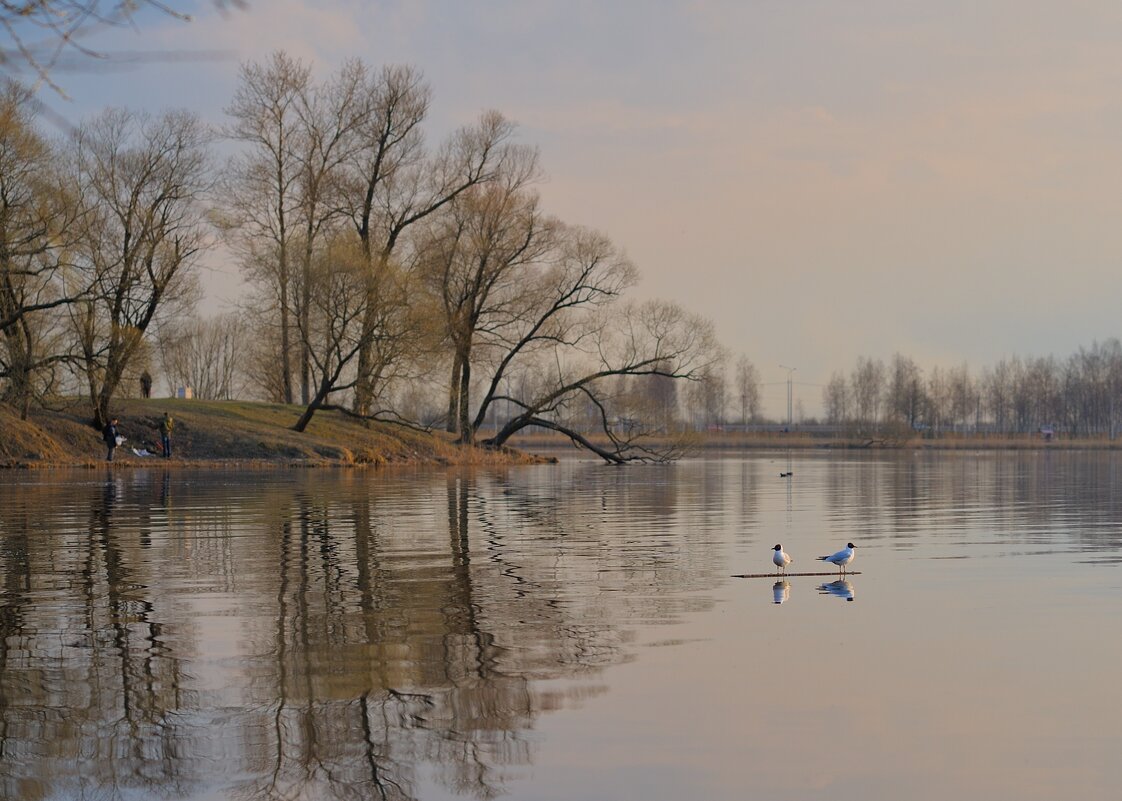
[772,544,792,575]
[817,543,856,575]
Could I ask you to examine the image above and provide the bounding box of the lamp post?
[779,365,796,430]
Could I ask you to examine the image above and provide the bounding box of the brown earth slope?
[0,399,546,468]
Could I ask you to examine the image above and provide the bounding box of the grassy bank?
[0,399,550,468]
[7,401,1115,468]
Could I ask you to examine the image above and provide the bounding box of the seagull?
[772,544,792,574]
[817,542,856,575]
[773,580,791,604]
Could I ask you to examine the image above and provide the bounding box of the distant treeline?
[664,342,1122,439]
[816,346,1122,438]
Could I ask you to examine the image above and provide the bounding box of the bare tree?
[948,362,976,434]
[410,219,721,462]
[1020,356,1061,434]
[448,224,637,446]
[0,80,84,417]
[822,371,850,427]
[924,365,951,435]
[685,359,727,430]
[290,57,368,404]
[414,146,545,439]
[344,92,520,415]
[644,370,679,430]
[733,354,761,424]
[485,297,721,463]
[886,352,924,430]
[981,359,1014,435]
[290,241,434,432]
[291,237,372,432]
[154,312,247,400]
[69,106,211,427]
[850,356,885,434]
[337,63,430,414]
[237,283,290,402]
[222,50,310,404]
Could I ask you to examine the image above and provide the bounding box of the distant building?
[175,386,194,400]
[1040,425,1054,441]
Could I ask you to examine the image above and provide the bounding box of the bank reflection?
[0,464,735,800]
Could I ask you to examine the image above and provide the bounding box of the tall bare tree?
[70,106,211,427]
[336,63,429,414]
[822,371,850,428]
[414,145,545,438]
[291,238,372,432]
[343,87,520,415]
[686,359,727,430]
[291,57,366,403]
[850,356,885,434]
[734,355,761,424]
[222,51,310,404]
[886,352,924,430]
[981,359,1014,435]
[948,362,976,433]
[0,80,83,417]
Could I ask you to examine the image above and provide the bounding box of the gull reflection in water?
[772,580,791,604]
[817,579,855,602]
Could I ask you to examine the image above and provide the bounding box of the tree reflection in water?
[0,464,734,800]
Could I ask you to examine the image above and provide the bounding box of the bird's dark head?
[846,543,856,549]
[773,544,783,551]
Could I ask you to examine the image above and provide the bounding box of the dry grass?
[0,399,551,468]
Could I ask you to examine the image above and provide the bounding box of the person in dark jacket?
[103,418,120,462]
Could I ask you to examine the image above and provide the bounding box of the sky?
[15,0,1122,416]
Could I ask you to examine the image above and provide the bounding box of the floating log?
[731,571,863,579]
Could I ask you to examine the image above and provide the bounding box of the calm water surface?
[2,452,1121,800]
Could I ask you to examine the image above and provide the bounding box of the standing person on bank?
[159,412,174,458]
[103,418,120,462]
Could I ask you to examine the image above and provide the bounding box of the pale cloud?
[154,0,367,67]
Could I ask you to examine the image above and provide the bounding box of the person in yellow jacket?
[159,412,174,458]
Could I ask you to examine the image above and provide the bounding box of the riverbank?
[507,430,1122,452]
[6,400,1117,468]
[0,399,550,468]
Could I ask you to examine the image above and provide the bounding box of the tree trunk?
[446,357,461,434]
[2,318,33,419]
[300,231,313,406]
[293,376,333,432]
[352,289,377,416]
[279,267,293,404]
[456,348,472,444]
